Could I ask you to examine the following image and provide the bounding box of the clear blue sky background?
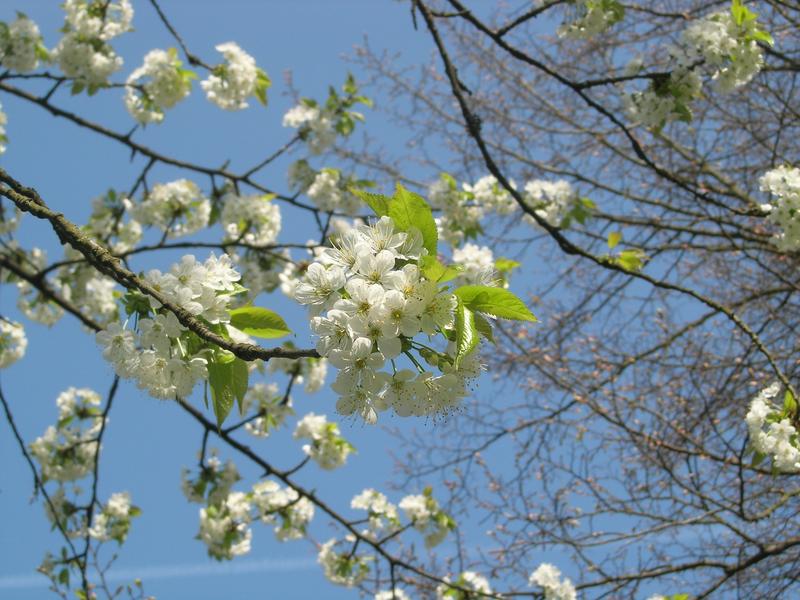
[0,2,534,599]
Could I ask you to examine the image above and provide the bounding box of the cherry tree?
[0,1,796,599]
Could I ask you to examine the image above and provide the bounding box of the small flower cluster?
[88,492,140,543]
[624,68,702,131]
[53,0,134,88]
[682,6,768,93]
[0,319,27,368]
[124,48,194,124]
[30,388,103,482]
[220,191,282,246]
[558,0,624,39]
[350,488,400,539]
[523,178,583,228]
[745,383,800,472]
[529,563,577,600]
[451,243,497,287]
[293,413,355,470]
[0,13,47,73]
[283,103,337,155]
[436,571,493,599]
[239,382,293,438]
[55,248,119,325]
[318,536,373,587]
[759,165,800,251]
[95,253,241,400]
[428,173,506,247]
[399,488,456,548]
[8,247,64,326]
[130,179,211,239]
[202,42,267,110]
[85,189,143,253]
[282,74,371,154]
[305,168,363,215]
[183,454,314,560]
[625,2,771,129]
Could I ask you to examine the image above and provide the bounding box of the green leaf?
[784,389,797,414]
[388,183,438,255]
[453,285,537,322]
[494,257,521,274]
[474,312,496,345]
[351,188,390,217]
[255,68,271,106]
[419,256,461,283]
[608,231,622,249]
[208,360,235,427]
[71,82,85,95]
[231,357,249,415]
[229,306,291,338]
[616,248,647,272]
[453,298,478,369]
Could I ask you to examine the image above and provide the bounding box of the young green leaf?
[351,188,390,216]
[453,298,478,369]
[474,312,496,345]
[231,357,249,415]
[389,183,438,255]
[208,360,236,427]
[608,231,622,249]
[453,285,537,322]
[229,306,291,338]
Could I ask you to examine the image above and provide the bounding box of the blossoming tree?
[0,1,797,599]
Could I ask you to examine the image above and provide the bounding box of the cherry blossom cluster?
[124,48,194,124]
[375,590,411,600]
[745,383,800,472]
[183,453,314,560]
[436,571,493,599]
[681,5,768,93]
[55,247,119,325]
[86,189,143,253]
[625,2,771,129]
[399,488,455,548]
[7,247,64,326]
[201,42,267,110]
[523,179,582,228]
[429,173,511,247]
[238,382,292,437]
[283,103,337,155]
[88,492,140,543]
[282,74,371,155]
[52,0,133,88]
[759,165,800,251]
[0,318,27,368]
[30,387,103,483]
[304,168,363,215]
[529,563,577,600]
[293,412,355,470]
[130,179,211,239]
[350,488,401,540]
[220,191,282,246]
[429,173,588,248]
[0,13,47,73]
[317,536,373,587]
[95,253,241,400]
[293,215,487,422]
[558,0,624,39]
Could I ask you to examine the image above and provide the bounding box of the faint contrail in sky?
[0,556,317,589]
